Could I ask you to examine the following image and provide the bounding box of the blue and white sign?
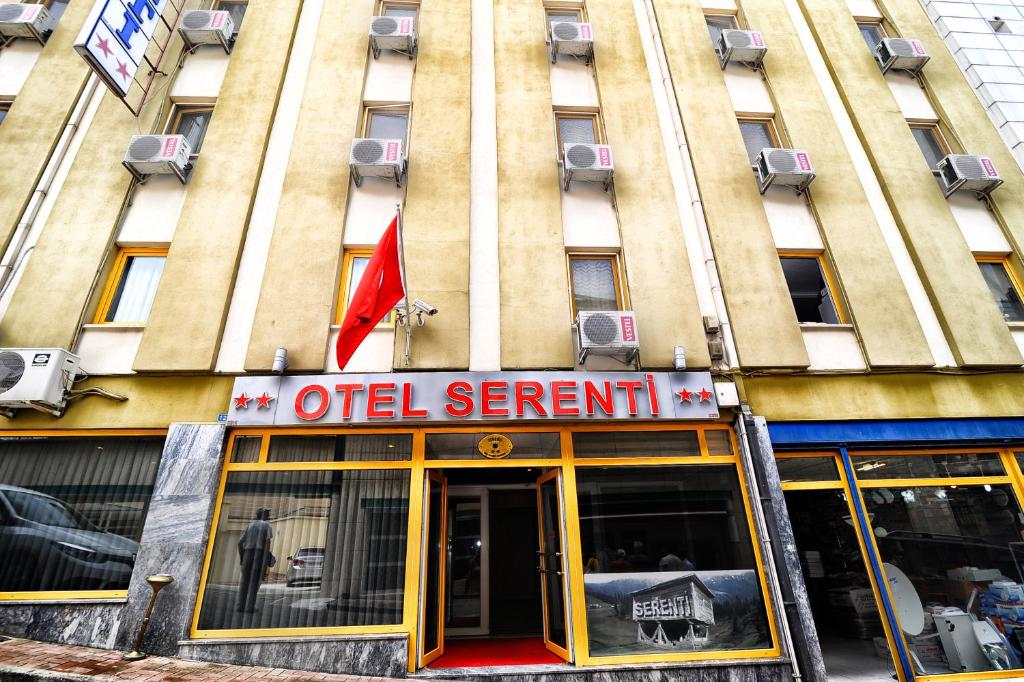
[74,0,174,98]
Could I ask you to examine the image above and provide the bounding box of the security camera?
[413,299,438,316]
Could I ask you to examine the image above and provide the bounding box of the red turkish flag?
[335,215,405,370]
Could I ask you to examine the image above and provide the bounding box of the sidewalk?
[0,637,404,681]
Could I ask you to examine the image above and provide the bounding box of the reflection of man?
[237,508,273,613]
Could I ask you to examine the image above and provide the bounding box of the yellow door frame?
[536,466,572,661]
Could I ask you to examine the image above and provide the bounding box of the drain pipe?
[638,0,738,370]
[0,73,101,297]
[737,409,804,681]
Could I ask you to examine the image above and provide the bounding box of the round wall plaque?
[478,433,514,459]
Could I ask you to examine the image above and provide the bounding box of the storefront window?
[0,436,163,595]
[196,469,409,631]
[572,431,700,458]
[853,452,1004,480]
[267,434,412,462]
[424,432,560,459]
[863,484,1024,676]
[775,456,840,483]
[231,436,261,463]
[575,465,773,657]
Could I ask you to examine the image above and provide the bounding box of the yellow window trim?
[92,247,168,325]
[736,114,782,147]
[362,103,410,139]
[566,252,626,319]
[975,254,1024,303]
[908,120,953,155]
[165,103,214,134]
[212,0,247,7]
[336,248,397,326]
[554,110,603,158]
[544,4,585,22]
[378,0,420,13]
[778,250,848,325]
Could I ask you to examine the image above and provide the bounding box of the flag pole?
[396,203,412,366]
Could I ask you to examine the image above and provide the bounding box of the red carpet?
[428,637,564,668]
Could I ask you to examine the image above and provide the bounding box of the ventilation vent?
[582,313,618,345]
[127,136,163,162]
[352,139,385,164]
[552,22,580,41]
[723,29,751,47]
[0,352,25,393]
[372,16,398,35]
[0,4,25,21]
[183,10,212,29]
[952,155,988,180]
[887,38,918,57]
[767,149,800,173]
[566,144,597,169]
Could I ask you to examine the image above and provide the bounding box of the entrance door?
[419,471,447,667]
[536,469,571,661]
[446,488,488,636]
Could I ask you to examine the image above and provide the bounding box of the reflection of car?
[0,484,139,592]
[286,547,325,587]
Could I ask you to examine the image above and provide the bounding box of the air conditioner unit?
[576,310,639,364]
[178,10,234,53]
[756,148,815,194]
[0,349,79,417]
[549,21,594,64]
[936,154,1002,198]
[123,134,193,184]
[350,138,406,187]
[562,143,613,191]
[0,3,51,43]
[369,15,416,59]
[718,29,766,69]
[875,37,929,77]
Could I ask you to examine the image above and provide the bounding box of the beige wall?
[742,0,932,368]
[245,0,375,372]
[799,0,1021,367]
[588,0,710,369]
[134,0,303,372]
[0,1,92,255]
[654,0,809,369]
[393,0,472,370]
[495,0,574,369]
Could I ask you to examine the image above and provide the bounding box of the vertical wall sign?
[74,0,185,114]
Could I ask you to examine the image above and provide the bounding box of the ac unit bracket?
[181,31,233,55]
[351,159,407,188]
[757,172,814,196]
[577,345,639,367]
[563,167,613,192]
[123,160,193,185]
[718,46,764,71]
[370,36,417,60]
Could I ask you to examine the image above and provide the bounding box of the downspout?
[737,409,804,681]
[0,74,101,298]
[639,0,738,370]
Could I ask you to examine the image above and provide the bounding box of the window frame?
[165,103,215,159]
[554,111,603,160]
[975,255,1024,324]
[362,104,411,144]
[778,251,847,325]
[854,18,888,52]
[93,247,169,325]
[736,115,781,168]
[0,101,10,126]
[907,120,952,174]
[545,4,586,24]
[704,12,739,49]
[379,0,420,17]
[566,252,627,319]
[336,249,397,326]
[213,0,247,30]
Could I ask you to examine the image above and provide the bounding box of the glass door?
[446,488,488,636]
[419,471,447,667]
[536,469,571,660]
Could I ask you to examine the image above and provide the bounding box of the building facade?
[0,0,1024,681]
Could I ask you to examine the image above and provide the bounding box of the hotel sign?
[228,372,720,426]
[74,0,183,110]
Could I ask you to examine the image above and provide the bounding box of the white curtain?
[109,256,165,322]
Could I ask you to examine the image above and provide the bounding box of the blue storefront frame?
[767,417,1024,682]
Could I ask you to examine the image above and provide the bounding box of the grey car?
[0,484,139,592]
[286,546,325,587]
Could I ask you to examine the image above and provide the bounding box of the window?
[555,112,600,158]
[214,0,247,29]
[363,105,409,144]
[779,255,843,324]
[0,436,164,596]
[0,102,9,127]
[977,258,1024,322]
[380,0,418,19]
[568,254,623,316]
[856,20,886,52]
[705,14,739,48]
[337,249,396,325]
[575,465,773,657]
[737,117,779,166]
[94,248,167,324]
[909,122,950,172]
[166,105,214,156]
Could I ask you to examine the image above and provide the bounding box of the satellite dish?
[885,563,924,636]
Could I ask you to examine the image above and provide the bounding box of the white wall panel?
[170,47,230,100]
[326,326,394,372]
[77,326,144,374]
[763,187,824,250]
[117,177,186,245]
[948,192,1013,252]
[802,326,867,370]
[0,41,41,97]
[723,65,775,114]
[363,51,414,103]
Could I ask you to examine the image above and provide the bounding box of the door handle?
[537,566,563,576]
[536,550,562,557]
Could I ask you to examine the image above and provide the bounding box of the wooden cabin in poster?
[629,574,715,649]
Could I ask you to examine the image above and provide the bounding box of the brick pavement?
[0,638,406,681]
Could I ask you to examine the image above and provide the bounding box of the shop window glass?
[572,431,700,458]
[852,452,1005,480]
[575,466,773,656]
[977,260,1024,323]
[267,434,412,462]
[0,437,163,594]
[863,484,1024,676]
[780,256,842,324]
[423,432,560,460]
[776,456,840,483]
[230,436,261,463]
[704,430,734,456]
[196,469,409,630]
